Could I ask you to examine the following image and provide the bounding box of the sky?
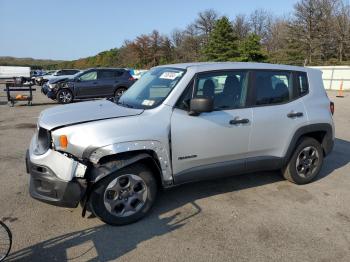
[0,0,298,61]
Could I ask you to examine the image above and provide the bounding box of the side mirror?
[189,98,214,116]
[75,78,81,82]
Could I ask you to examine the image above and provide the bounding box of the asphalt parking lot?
[0,86,349,262]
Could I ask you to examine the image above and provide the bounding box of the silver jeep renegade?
[26,62,335,225]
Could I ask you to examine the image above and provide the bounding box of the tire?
[0,221,12,261]
[88,163,157,226]
[56,89,73,104]
[283,137,324,184]
[114,87,127,100]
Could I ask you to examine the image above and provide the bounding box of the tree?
[194,9,218,43]
[249,9,273,43]
[238,34,266,62]
[334,1,350,62]
[232,14,250,41]
[203,16,239,61]
[290,0,324,64]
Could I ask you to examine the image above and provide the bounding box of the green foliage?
[0,56,63,69]
[203,17,239,61]
[237,34,266,62]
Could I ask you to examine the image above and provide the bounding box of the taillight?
[128,76,135,81]
[330,101,334,115]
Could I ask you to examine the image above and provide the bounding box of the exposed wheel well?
[284,124,333,167]
[98,150,163,188]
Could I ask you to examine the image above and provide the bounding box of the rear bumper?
[26,150,86,208]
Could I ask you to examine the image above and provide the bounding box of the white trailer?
[0,66,31,79]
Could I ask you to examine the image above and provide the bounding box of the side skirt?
[173,156,283,185]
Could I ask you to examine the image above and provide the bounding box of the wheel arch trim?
[284,123,334,165]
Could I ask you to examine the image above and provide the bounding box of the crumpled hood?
[49,77,70,84]
[38,100,143,130]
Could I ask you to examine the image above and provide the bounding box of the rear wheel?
[283,137,324,184]
[57,89,73,104]
[114,87,127,100]
[89,163,157,226]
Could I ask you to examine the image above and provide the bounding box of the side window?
[254,71,293,106]
[67,70,79,75]
[114,70,124,77]
[194,71,249,110]
[296,72,309,97]
[79,71,97,81]
[98,70,115,79]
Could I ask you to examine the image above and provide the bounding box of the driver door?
[75,70,99,98]
[171,70,253,183]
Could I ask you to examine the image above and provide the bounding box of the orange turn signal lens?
[59,135,68,149]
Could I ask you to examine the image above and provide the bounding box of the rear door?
[171,70,253,181]
[97,70,119,97]
[248,70,308,163]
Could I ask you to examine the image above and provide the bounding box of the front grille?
[35,127,51,155]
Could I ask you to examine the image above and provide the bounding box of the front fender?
[84,140,173,185]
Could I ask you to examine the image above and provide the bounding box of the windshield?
[117,67,185,109]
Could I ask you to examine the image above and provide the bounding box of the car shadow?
[7,138,350,261]
[7,171,283,261]
[317,138,350,180]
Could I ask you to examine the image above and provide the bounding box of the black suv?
[44,68,136,104]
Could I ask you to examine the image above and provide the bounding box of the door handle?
[229,118,250,125]
[93,82,98,85]
[287,111,303,118]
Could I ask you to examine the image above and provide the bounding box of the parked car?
[42,68,136,104]
[35,69,80,86]
[26,62,334,225]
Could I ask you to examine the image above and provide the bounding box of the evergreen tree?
[238,34,266,62]
[203,16,239,61]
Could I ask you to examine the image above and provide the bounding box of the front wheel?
[283,137,324,184]
[57,89,73,104]
[89,163,157,226]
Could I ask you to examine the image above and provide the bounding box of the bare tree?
[194,9,218,38]
[232,14,250,41]
[290,0,324,64]
[334,0,350,61]
[249,9,273,42]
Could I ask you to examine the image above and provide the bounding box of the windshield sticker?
[159,72,182,80]
[142,100,155,106]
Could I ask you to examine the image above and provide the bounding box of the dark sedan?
[44,68,136,104]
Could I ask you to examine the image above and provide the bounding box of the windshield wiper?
[117,101,135,108]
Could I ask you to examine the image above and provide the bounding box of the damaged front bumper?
[26,135,87,208]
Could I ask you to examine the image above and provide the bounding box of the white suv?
[26,62,334,225]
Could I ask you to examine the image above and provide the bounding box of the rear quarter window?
[296,72,309,97]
